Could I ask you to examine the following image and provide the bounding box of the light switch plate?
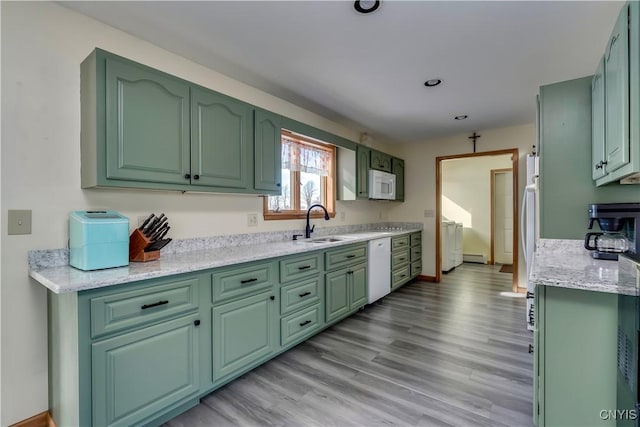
[8,210,32,235]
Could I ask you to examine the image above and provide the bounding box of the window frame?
[263,130,336,221]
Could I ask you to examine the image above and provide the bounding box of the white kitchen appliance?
[441,220,456,272]
[368,237,391,303]
[520,154,539,331]
[368,170,396,200]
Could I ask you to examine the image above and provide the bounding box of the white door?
[494,171,513,264]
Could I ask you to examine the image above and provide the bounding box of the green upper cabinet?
[391,157,405,201]
[604,4,630,174]
[104,55,191,185]
[356,145,371,199]
[190,87,252,189]
[592,57,607,180]
[253,109,282,194]
[370,149,392,172]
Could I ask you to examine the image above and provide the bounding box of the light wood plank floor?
[165,263,533,427]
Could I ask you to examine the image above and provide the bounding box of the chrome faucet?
[305,204,330,238]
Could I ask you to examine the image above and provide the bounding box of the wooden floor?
[165,263,533,427]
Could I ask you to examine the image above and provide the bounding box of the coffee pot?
[584,231,629,253]
[585,203,640,261]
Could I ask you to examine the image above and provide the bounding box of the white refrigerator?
[521,154,539,331]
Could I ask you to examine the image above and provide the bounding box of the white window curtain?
[282,136,331,176]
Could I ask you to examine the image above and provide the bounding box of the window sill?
[263,212,336,221]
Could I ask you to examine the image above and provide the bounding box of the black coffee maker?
[584,203,640,260]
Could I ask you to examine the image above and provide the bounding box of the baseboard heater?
[463,253,487,264]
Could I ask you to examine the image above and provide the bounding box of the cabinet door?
[92,314,200,427]
[391,158,405,201]
[356,146,370,199]
[370,150,392,172]
[325,268,350,323]
[350,263,367,310]
[212,291,277,381]
[190,87,252,189]
[254,109,282,193]
[592,58,607,180]
[105,57,190,185]
[604,5,630,173]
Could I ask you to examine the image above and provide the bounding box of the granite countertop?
[29,227,420,294]
[531,238,637,296]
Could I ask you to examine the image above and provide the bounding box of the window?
[264,130,336,220]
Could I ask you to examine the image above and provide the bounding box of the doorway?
[436,149,519,292]
[491,168,513,266]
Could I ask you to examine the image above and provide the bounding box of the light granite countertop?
[30,228,420,294]
[531,238,637,296]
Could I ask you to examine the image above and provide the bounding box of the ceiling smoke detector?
[354,0,381,14]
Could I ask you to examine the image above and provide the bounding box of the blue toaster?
[69,210,129,271]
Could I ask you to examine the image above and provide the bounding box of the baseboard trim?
[9,411,55,427]
[417,275,437,282]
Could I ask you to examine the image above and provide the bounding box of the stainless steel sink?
[305,237,345,243]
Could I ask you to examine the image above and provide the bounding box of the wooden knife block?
[129,229,160,262]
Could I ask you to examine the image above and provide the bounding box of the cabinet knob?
[276,183,281,187]
[184,173,191,179]
[193,174,200,180]
[194,320,201,327]
[270,295,275,301]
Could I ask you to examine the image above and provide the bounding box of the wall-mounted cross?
[468,132,481,153]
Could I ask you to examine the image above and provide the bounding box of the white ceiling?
[60,1,623,144]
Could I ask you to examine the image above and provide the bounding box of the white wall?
[0,2,393,424]
[442,155,512,260]
[388,123,536,286]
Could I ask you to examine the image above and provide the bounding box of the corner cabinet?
[81,48,281,195]
[593,2,640,185]
[392,157,405,201]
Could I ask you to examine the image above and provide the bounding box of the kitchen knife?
[138,213,155,231]
[144,238,172,252]
[143,214,165,236]
[147,217,168,238]
[156,226,170,241]
[150,224,169,241]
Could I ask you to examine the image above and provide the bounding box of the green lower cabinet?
[212,290,277,381]
[325,262,367,323]
[280,304,322,347]
[91,313,201,427]
[534,286,618,426]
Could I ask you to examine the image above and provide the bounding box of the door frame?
[490,168,514,266]
[435,148,520,292]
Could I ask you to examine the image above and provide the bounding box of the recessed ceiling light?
[454,115,469,120]
[424,79,442,87]
[354,0,381,14]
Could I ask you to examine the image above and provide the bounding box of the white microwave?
[368,169,396,200]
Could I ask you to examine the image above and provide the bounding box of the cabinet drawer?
[325,244,367,271]
[90,276,201,338]
[281,304,322,347]
[411,261,422,277]
[212,262,275,304]
[279,252,323,284]
[391,235,410,251]
[280,277,321,316]
[411,246,422,262]
[391,248,410,270]
[410,232,422,247]
[392,266,411,290]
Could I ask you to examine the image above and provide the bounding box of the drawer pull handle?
[241,278,258,284]
[141,300,169,310]
[526,291,534,299]
[298,265,312,270]
[299,320,312,327]
[528,344,534,354]
[399,258,406,261]
[299,291,311,298]
[346,255,356,259]
[401,274,407,278]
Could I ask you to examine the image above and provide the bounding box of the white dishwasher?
[368,237,391,304]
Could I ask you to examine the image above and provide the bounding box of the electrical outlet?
[8,209,32,235]
[247,213,258,227]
